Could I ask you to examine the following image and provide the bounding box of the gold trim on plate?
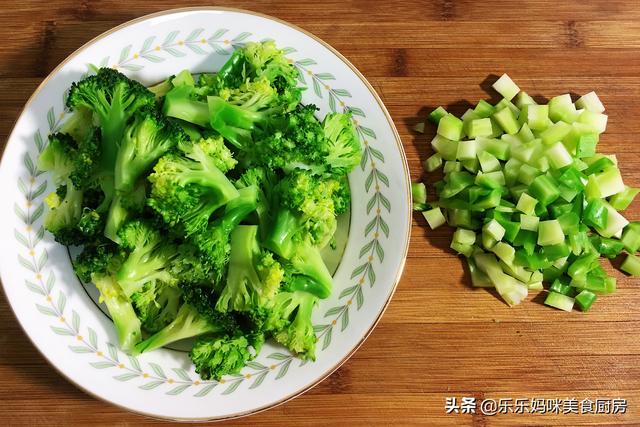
[0,6,412,422]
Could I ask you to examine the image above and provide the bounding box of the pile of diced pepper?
[412,74,640,312]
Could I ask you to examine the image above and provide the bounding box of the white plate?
[0,7,410,421]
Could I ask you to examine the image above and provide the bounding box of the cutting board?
[1,1,639,425]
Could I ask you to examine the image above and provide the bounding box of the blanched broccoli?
[322,112,362,174]
[264,171,344,299]
[116,219,178,297]
[73,238,121,283]
[131,281,181,333]
[43,182,84,245]
[94,273,143,353]
[115,107,186,193]
[266,290,317,360]
[148,137,240,235]
[104,179,146,242]
[249,108,361,175]
[192,186,259,284]
[235,167,277,238]
[41,41,360,378]
[66,67,155,173]
[134,301,237,354]
[216,225,284,312]
[190,335,252,380]
[38,133,76,185]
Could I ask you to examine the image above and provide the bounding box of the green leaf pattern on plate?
[14,28,390,396]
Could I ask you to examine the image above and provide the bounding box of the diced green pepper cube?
[528,174,561,206]
[424,153,443,172]
[575,91,605,113]
[621,222,640,253]
[621,254,640,277]
[544,291,574,312]
[423,207,446,229]
[428,106,448,124]
[431,135,459,161]
[575,290,597,312]
[493,107,520,135]
[538,219,565,246]
[466,118,493,138]
[492,74,520,101]
[474,100,496,118]
[437,113,464,141]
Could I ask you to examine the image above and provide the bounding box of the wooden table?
[2,1,640,425]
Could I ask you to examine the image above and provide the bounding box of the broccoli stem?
[104,193,129,243]
[163,85,209,127]
[93,273,142,353]
[288,245,333,299]
[134,304,225,354]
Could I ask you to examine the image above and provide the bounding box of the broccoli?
[38,133,76,185]
[114,107,186,193]
[58,106,94,144]
[216,225,284,312]
[66,67,155,173]
[73,238,121,283]
[94,273,143,353]
[266,290,318,360]
[207,78,290,148]
[134,301,237,354]
[103,179,146,242]
[235,167,277,238]
[148,77,174,99]
[163,85,210,127]
[148,137,240,235]
[69,127,102,191]
[192,186,259,284]
[190,335,252,380]
[43,182,84,245]
[131,281,182,333]
[169,243,216,286]
[248,108,361,175]
[242,41,300,94]
[116,219,179,297]
[264,171,344,299]
[74,242,141,352]
[322,112,362,174]
[248,104,327,173]
[77,207,104,238]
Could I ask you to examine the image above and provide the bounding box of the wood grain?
[1,1,640,425]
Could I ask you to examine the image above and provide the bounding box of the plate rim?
[0,6,411,422]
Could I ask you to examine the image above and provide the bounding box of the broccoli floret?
[264,171,344,299]
[58,106,94,144]
[235,167,277,236]
[38,133,76,185]
[266,290,317,360]
[93,273,143,353]
[43,182,84,245]
[77,208,104,238]
[134,302,237,354]
[248,104,327,173]
[104,179,146,242]
[216,225,284,313]
[114,108,186,193]
[69,127,102,191]
[242,41,300,93]
[191,186,259,284]
[163,85,210,127]
[66,67,155,172]
[73,239,121,283]
[116,219,179,297]
[169,243,216,286]
[148,137,240,235]
[190,335,251,380]
[208,78,289,148]
[322,112,362,174]
[148,76,174,99]
[131,281,182,333]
